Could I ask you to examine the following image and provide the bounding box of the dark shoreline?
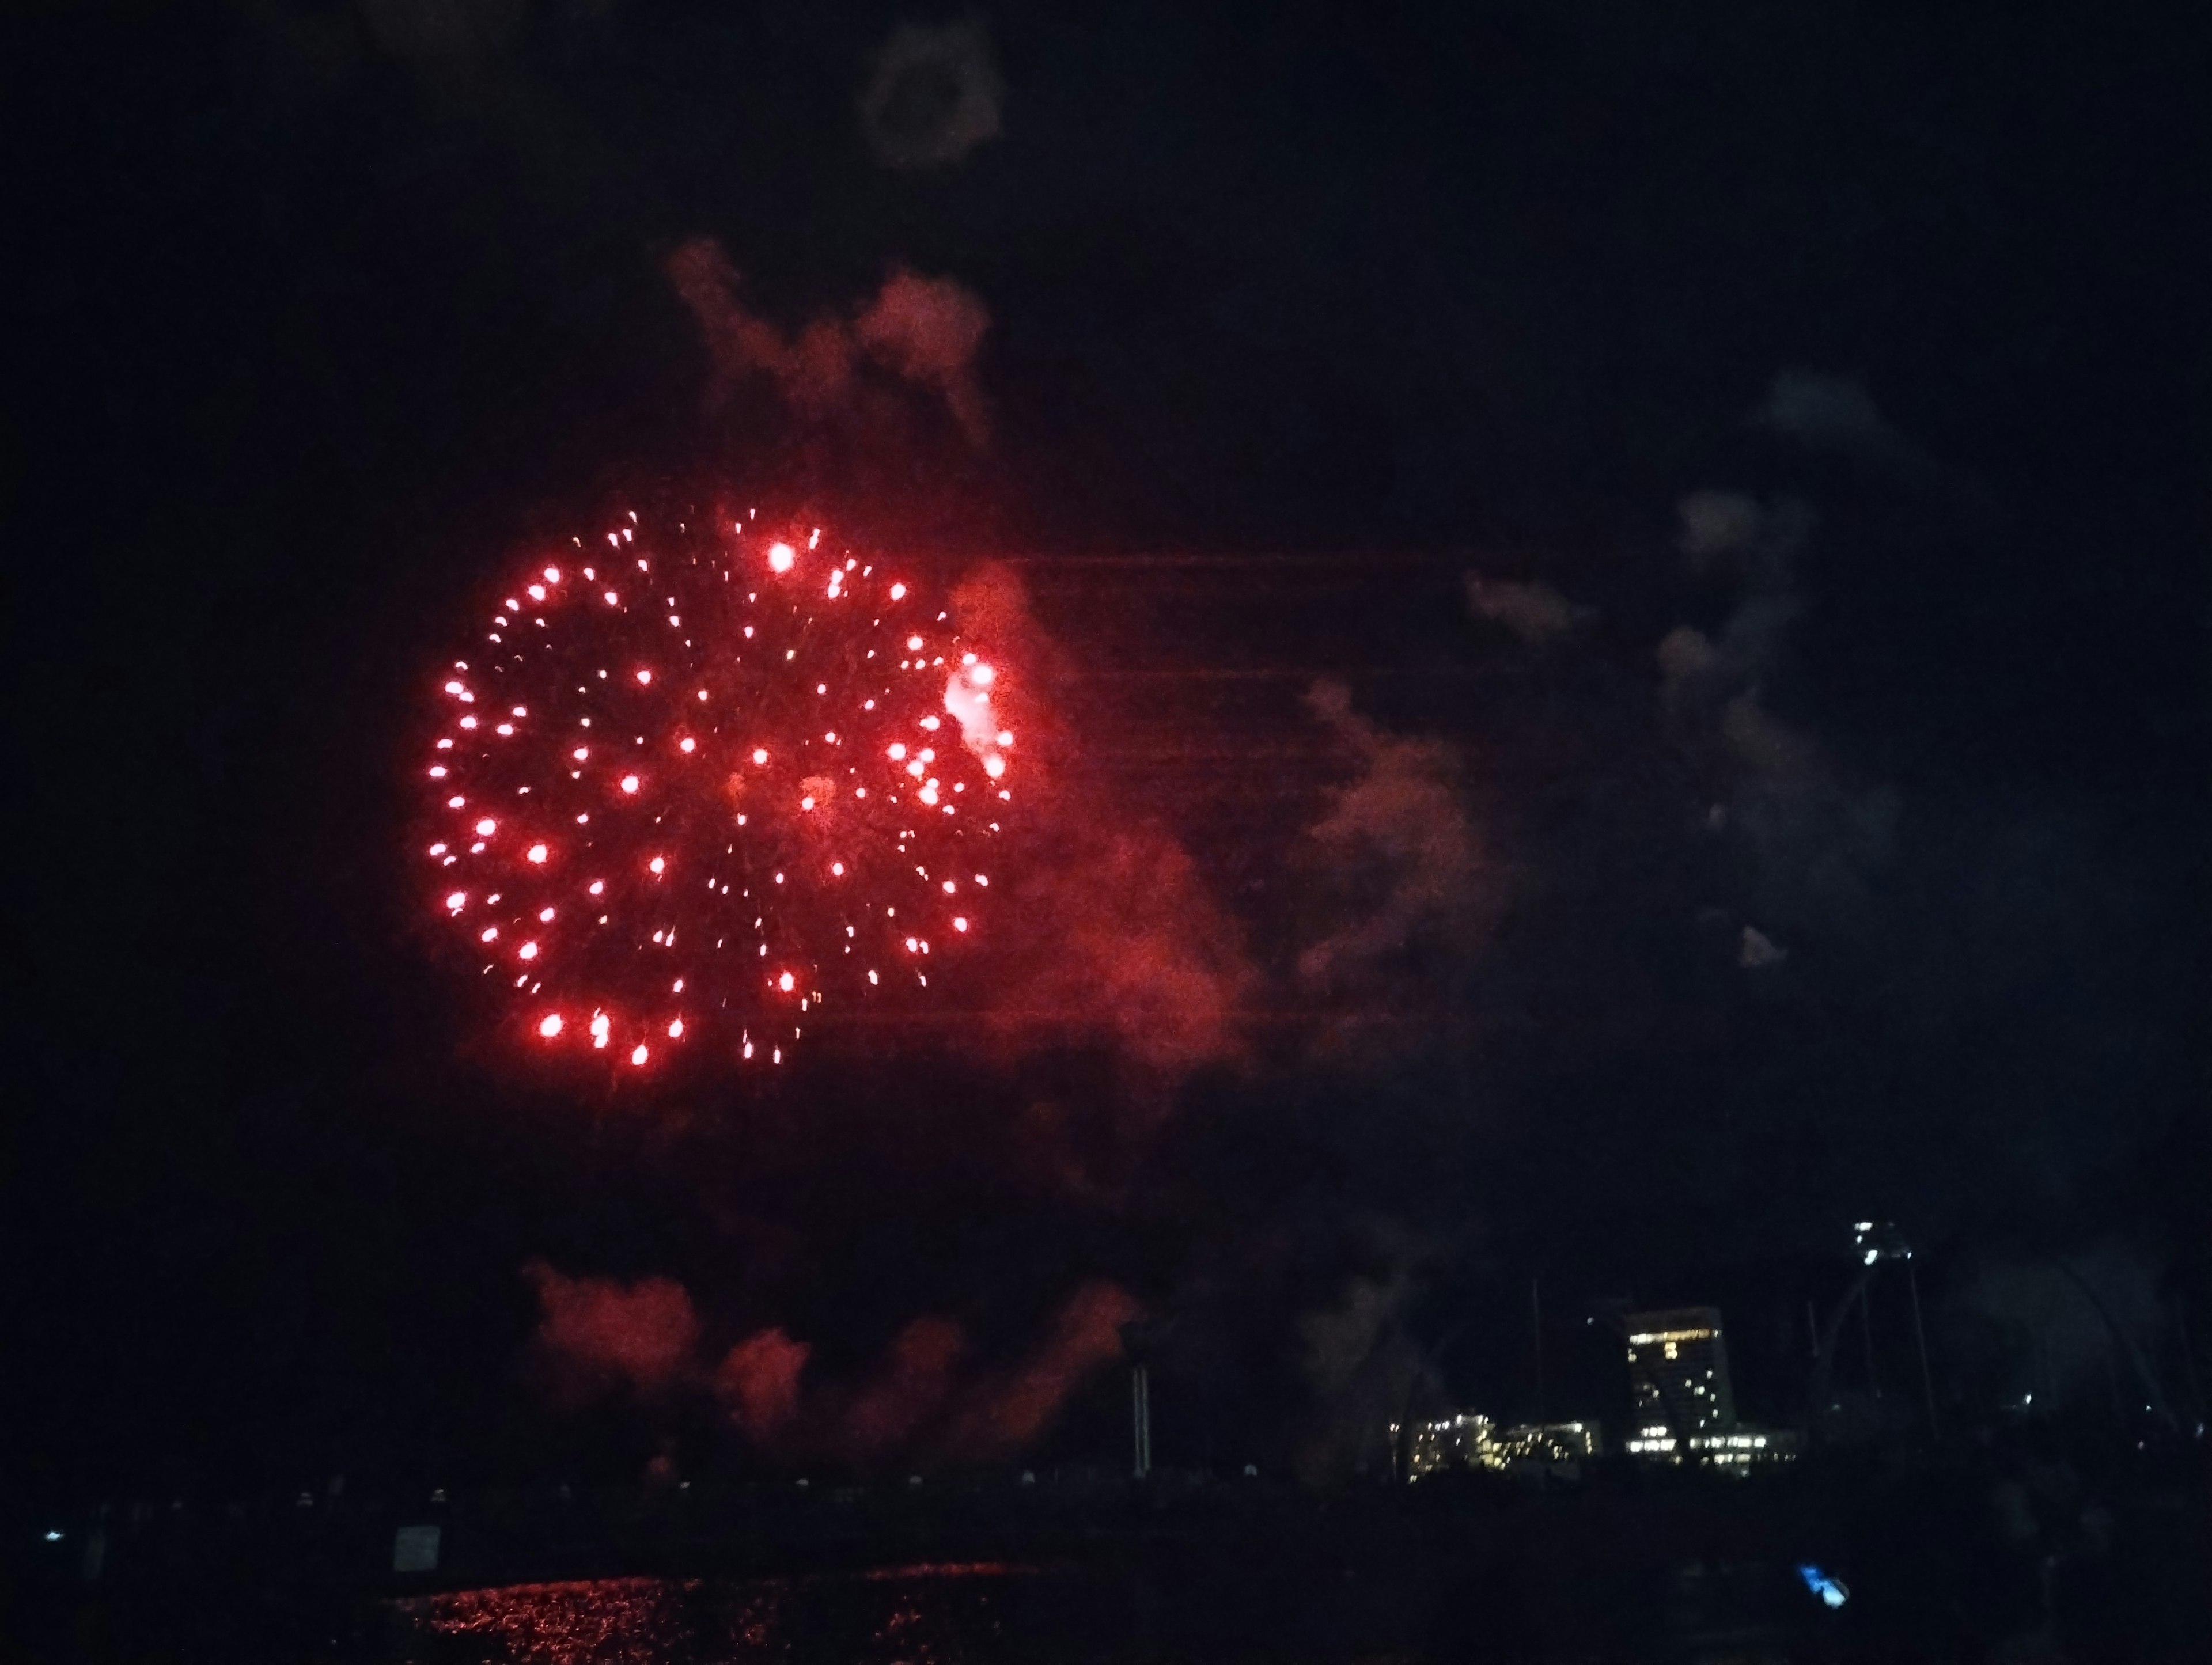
[18,1442,2211,1663]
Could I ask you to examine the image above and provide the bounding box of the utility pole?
[1906,1258,1939,1438]
[1531,1274,1548,1425]
[1131,1364,1152,1480]
[1861,1282,1881,1398]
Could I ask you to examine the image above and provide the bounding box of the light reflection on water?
[392,1564,1044,1665]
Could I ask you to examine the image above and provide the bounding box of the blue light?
[44,1530,63,1542]
[1796,1563,1849,1609]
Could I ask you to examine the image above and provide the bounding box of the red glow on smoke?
[984,1281,1140,1448]
[845,1317,966,1461]
[714,1328,811,1439]
[665,240,993,449]
[944,566,1253,1076]
[524,1261,701,1401]
[520,1260,1136,1469]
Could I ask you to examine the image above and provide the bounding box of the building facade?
[1624,1306,1736,1438]
[1488,1420,1600,1467]
[1620,1426,1797,1466]
[1406,1412,1494,1476]
[1406,1414,1600,1477]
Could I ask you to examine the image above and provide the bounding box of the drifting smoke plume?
[997,829,1253,1076]
[713,1328,810,1439]
[1658,491,1898,949]
[666,239,992,447]
[1675,488,1771,567]
[844,1317,968,1461]
[526,1258,1135,1469]
[1655,621,1721,700]
[1297,681,1485,1007]
[859,18,1005,171]
[944,1281,1142,1459]
[854,270,994,445]
[1464,575,1590,647]
[949,564,1257,1078]
[1300,1269,1411,1398]
[834,1289,1143,1467]
[523,1260,702,1404]
[1738,924,1787,968]
[1755,370,1931,476]
[1294,1253,1442,1486]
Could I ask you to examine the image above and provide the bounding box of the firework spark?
[417,512,1017,1072]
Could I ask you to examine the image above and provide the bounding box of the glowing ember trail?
[415,513,1017,1073]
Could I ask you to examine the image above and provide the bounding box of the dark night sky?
[6,0,2204,1505]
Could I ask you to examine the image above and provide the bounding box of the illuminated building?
[1403,1414,1600,1477]
[1622,1427,1798,1467]
[1624,1307,1736,1436]
[1406,1412,1494,1476]
[1618,1306,1795,1468]
[1488,1420,1600,1466]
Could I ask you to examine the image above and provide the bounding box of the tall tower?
[1624,1307,1736,1437]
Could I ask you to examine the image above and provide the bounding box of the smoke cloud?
[523,1261,1137,1471]
[1676,488,1770,566]
[522,1260,702,1404]
[666,238,993,447]
[859,19,1005,172]
[1300,1269,1411,1399]
[1737,924,1787,969]
[713,1328,810,1440]
[1297,681,1486,1003]
[1755,370,1933,477]
[944,1281,1142,1459]
[843,1315,967,1462]
[1658,491,1899,946]
[1293,1251,1441,1486]
[994,828,1254,1076]
[1464,575,1590,647]
[950,564,1259,1078]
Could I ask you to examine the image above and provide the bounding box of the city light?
[1405,1414,1600,1477]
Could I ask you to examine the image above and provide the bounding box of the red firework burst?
[415,512,1017,1072]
